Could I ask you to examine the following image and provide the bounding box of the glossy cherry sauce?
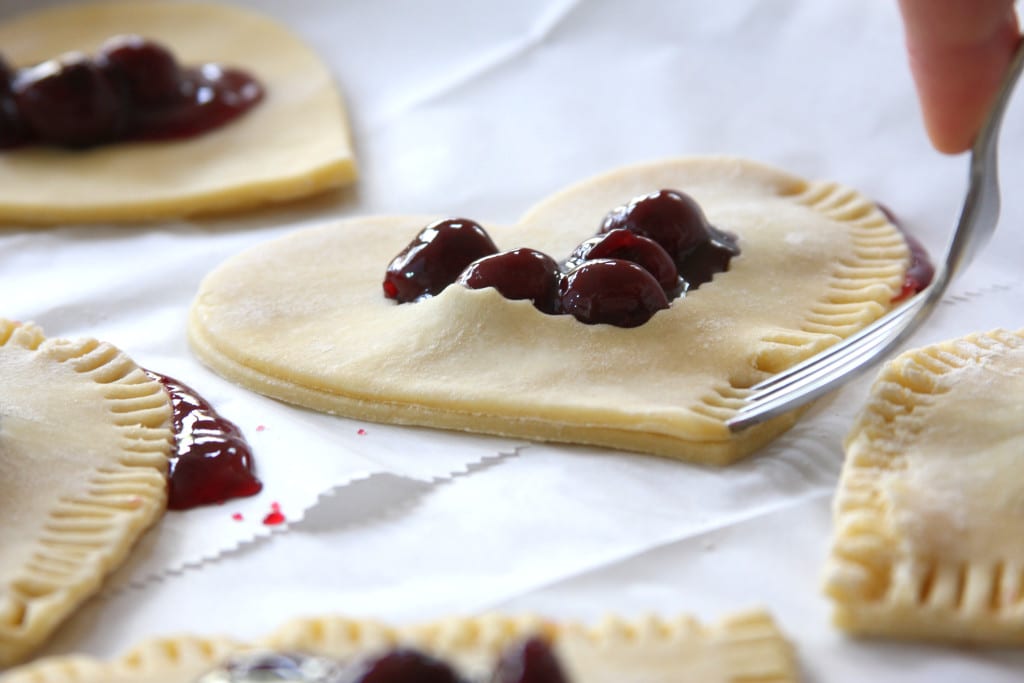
[1,36,262,149]
[383,189,739,328]
[877,203,935,301]
[146,371,262,511]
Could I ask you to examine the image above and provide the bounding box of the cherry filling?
[876,203,935,301]
[600,189,740,288]
[146,371,263,511]
[1,35,263,149]
[205,637,570,683]
[382,188,738,328]
[568,228,684,299]
[384,218,499,303]
[457,248,563,315]
[561,260,669,328]
[344,649,462,683]
[492,636,571,683]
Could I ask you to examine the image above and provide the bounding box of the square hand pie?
[0,320,172,667]
[824,329,1024,643]
[0,610,798,683]
[0,1,356,225]
[189,157,911,465]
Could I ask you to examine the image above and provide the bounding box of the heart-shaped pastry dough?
[0,320,172,666]
[0,1,356,224]
[0,610,797,683]
[189,157,910,464]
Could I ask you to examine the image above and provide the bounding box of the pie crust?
[0,320,173,667]
[824,329,1024,643]
[189,157,910,464]
[0,1,357,225]
[0,610,798,682]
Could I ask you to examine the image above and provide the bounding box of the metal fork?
[728,41,1024,432]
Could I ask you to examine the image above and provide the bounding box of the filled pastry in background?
[0,1,357,225]
[825,328,1024,644]
[189,157,927,465]
[0,320,172,667]
[0,610,798,683]
[0,319,262,666]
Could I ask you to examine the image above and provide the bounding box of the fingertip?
[924,124,973,155]
[899,0,1019,153]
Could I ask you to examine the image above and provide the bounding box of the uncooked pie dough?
[824,329,1024,643]
[189,157,911,465]
[0,610,798,683]
[0,1,357,224]
[0,320,173,667]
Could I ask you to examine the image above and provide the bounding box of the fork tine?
[744,303,921,402]
[727,299,926,431]
[750,295,923,393]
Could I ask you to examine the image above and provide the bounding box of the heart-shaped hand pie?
[0,320,172,666]
[188,157,911,464]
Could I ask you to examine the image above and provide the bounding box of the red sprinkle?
[262,501,286,526]
[256,424,266,432]
[231,512,244,521]
[357,428,367,436]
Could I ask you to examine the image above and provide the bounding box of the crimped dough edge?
[0,320,173,666]
[824,329,1024,644]
[0,610,798,683]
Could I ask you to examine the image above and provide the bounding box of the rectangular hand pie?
[824,329,1024,643]
[0,610,798,683]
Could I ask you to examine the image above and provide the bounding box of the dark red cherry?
[346,648,463,683]
[13,53,124,147]
[600,189,711,263]
[491,638,569,683]
[570,228,684,298]
[384,218,499,303]
[457,248,563,314]
[97,35,182,107]
[0,56,28,148]
[560,259,669,328]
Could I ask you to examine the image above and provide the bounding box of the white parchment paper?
[2,0,1024,680]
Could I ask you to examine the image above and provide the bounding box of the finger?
[898,0,1020,153]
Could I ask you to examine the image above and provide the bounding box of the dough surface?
[0,320,172,666]
[0,611,797,683]
[0,1,357,224]
[189,157,910,464]
[824,329,1024,643]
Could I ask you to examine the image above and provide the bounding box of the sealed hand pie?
[0,320,173,667]
[0,1,356,224]
[0,610,798,682]
[824,329,1024,643]
[189,157,916,465]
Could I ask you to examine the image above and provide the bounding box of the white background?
[2,1,1023,681]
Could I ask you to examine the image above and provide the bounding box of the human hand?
[898,0,1020,153]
